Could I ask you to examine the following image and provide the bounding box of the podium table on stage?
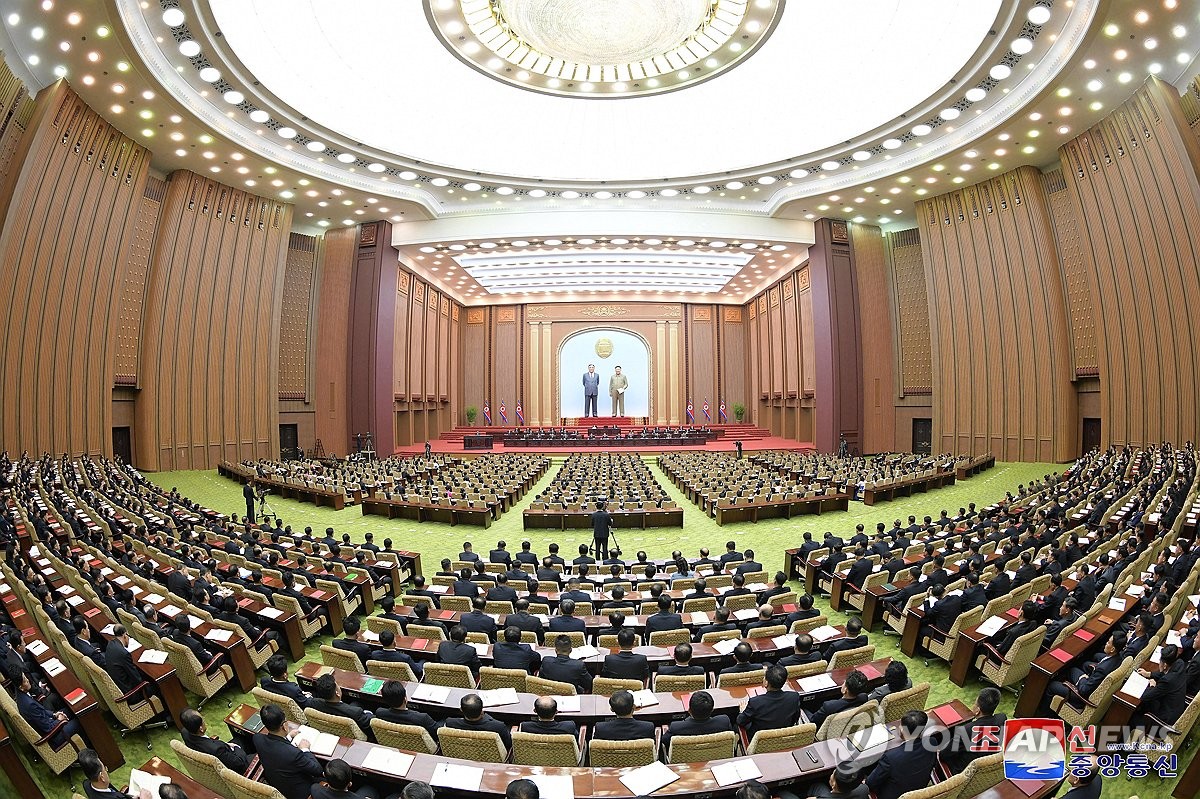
[463,434,494,450]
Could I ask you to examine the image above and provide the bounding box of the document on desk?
[712,638,740,655]
[569,645,601,659]
[631,689,659,708]
[556,695,581,713]
[137,649,168,665]
[976,616,1007,637]
[259,607,284,619]
[690,612,711,625]
[208,628,234,642]
[1108,597,1127,611]
[360,744,414,777]
[711,759,763,787]
[411,684,451,703]
[431,762,484,792]
[479,687,519,707]
[128,769,171,798]
[1122,672,1150,699]
[808,625,841,642]
[733,608,760,621]
[796,673,838,692]
[529,774,575,799]
[27,640,48,656]
[471,643,491,656]
[293,725,338,757]
[43,658,66,676]
[619,761,680,795]
[143,593,164,604]
[772,633,798,649]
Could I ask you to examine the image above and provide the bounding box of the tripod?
[590,527,619,561]
[256,490,278,524]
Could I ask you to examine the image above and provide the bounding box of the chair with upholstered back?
[464,632,491,645]
[785,661,828,680]
[80,656,168,747]
[716,668,766,689]
[975,626,1047,692]
[513,731,583,766]
[746,624,787,640]
[423,662,476,688]
[484,601,514,615]
[1127,690,1200,755]
[315,578,361,618]
[273,593,324,640]
[406,624,448,641]
[653,673,706,692]
[682,597,717,614]
[589,737,657,767]
[171,738,234,795]
[1051,656,1134,729]
[828,645,875,672]
[746,723,817,754]
[367,616,404,637]
[816,700,880,741]
[667,731,737,764]
[438,727,507,762]
[527,675,577,696]
[724,594,758,613]
[219,767,288,799]
[879,682,931,723]
[648,629,692,647]
[558,630,588,648]
[597,634,620,649]
[895,772,964,799]
[593,676,644,695]
[0,683,87,775]
[923,606,984,667]
[956,752,1004,798]
[251,686,306,725]
[790,614,829,635]
[365,659,419,683]
[320,643,364,673]
[439,596,471,613]
[480,666,527,691]
[700,629,742,644]
[305,706,367,741]
[370,718,438,754]
[161,637,234,709]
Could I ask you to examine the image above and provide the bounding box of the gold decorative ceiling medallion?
[427,0,785,99]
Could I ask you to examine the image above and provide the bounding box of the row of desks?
[361,498,497,527]
[862,471,956,506]
[218,462,349,509]
[522,507,684,530]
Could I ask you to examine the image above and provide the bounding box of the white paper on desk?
[529,774,575,799]
[1190,594,1200,608]
[158,605,181,618]
[65,595,85,607]
[126,638,142,653]
[43,658,66,676]
[428,584,449,594]
[114,575,131,586]
[1126,585,1146,596]
[471,643,490,656]
[773,633,798,649]
[809,625,841,642]
[1123,672,1150,699]
[259,607,283,619]
[1167,630,1182,647]
[534,615,551,626]
[411,684,451,703]
[101,624,116,636]
[143,593,164,604]
[711,758,763,787]
[360,744,414,777]
[128,768,170,798]
[479,687,519,707]
[976,616,1007,637]
[619,760,680,795]
[690,612,711,625]
[733,608,759,621]
[850,723,891,752]
[208,628,234,642]
[27,640,48,656]
[361,631,380,643]
[569,645,600,659]
[556,695,581,713]
[99,567,113,577]
[1108,598,1127,611]
[293,725,338,757]
[36,558,50,567]
[746,583,770,593]
[797,673,838,692]
[238,568,253,580]
[129,586,144,597]
[712,638,740,655]
[431,762,484,792]
[138,649,168,664]
[631,689,659,708]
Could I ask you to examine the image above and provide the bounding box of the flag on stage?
[702,398,711,421]
[515,401,524,425]
[719,400,727,421]
[686,400,694,423]
[483,401,491,425]
[499,400,508,424]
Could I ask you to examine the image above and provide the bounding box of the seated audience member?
[460,596,499,642]
[369,630,424,677]
[987,601,1044,658]
[539,635,593,693]
[254,704,325,799]
[737,665,801,738]
[436,625,482,674]
[943,687,1005,773]
[822,616,867,660]
[181,707,250,772]
[408,603,448,637]
[443,693,512,751]
[645,594,684,634]
[507,779,540,799]
[662,691,732,750]
[311,758,380,799]
[659,643,704,677]
[1041,596,1082,652]
[1043,632,1125,713]
[744,604,778,634]
[309,672,374,737]
[334,616,376,665]
[602,629,649,681]
[865,711,937,799]
[169,615,217,666]
[493,625,542,672]
[1060,764,1102,799]
[377,680,439,739]
[695,606,739,641]
[261,653,312,708]
[79,748,133,799]
[15,668,82,748]
[779,634,823,668]
[784,593,821,628]
[103,625,147,699]
[1133,644,1188,732]
[810,670,869,730]
[808,761,870,799]
[720,642,764,676]
[548,599,586,634]
[593,690,655,741]
[519,696,578,737]
[868,660,912,702]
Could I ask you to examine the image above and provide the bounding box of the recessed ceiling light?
[110,104,122,113]
[1029,112,1042,121]
[1090,101,1103,110]
[1027,5,1052,26]
[496,186,515,195]
[528,189,547,198]
[249,109,270,123]
[939,108,960,121]
[30,26,44,40]
[398,170,416,179]
[223,90,244,104]
[708,241,727,248]
[162,7,185,27]
[199,66,221,82]
[1083,59,1096,69]
[1114,49,1128,60]
[1022,145,1036,154]
[1145,37,1158,50]
[821,160,841,170]
[1087,79,1103,91]
[726,181,744,190]
[990,64,1012,80]
[116,61,129,71]
[174,148,185,156]
[280,190,294,199]
[1149,62,1163,74]
[111,82,125,93]
[305,140,326,152]
[430,177,450,187]
[367,163,386,172]
[336,153,356,164]
[966,87,988,103]
[1118,71,1132,83]
[659,188,678,197]
[1011,37,1034,55]
[96,25,110,37]
[912,124,932,136]
[6,13,17,25]
[276,127,296,139]
[1177,51,1191,63]
[852,150,872,161]
[1103,23,1119,37]
[179,40,200,57]
[1056,87,1072,97]
[693,185,712,194]
[463,182,481,192]
[592,190,612,199]
[1173,25,1187,39]
[1134,10,1150,24]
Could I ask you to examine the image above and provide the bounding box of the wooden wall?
[312,227,355,456]
[853,224,896,453]
[134,171,292,470]
[746,266,815,441]
[393,261,459,448]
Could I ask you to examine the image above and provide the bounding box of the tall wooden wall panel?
[493,309,520,416]
[686,306,716,415]
[852,224,896,453]
[278,232,317,399]
[135,171,292,470]
[425,289,440,400]
[394,268,410,399]
[719,307,747,417]
[917,166,1076,461]
[0,57,34,198]
[0,80,149,457]
[112,177,165,385]
[1042,168,1098,375]
[410,281,426,399]
[460,309,488,420]
[1060,78,1200,448]
[313,228,354,454]
[438,297,452,400]
[885,229,932,395]
[809,220,864,454]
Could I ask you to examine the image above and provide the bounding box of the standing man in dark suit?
[243,481,256,524]
[601,629,648,682]
[590,501,612,561]
[662,691,732,752]
[254,704,325,799]
[865,711,937,799]
[181,708,250,772]
[539,635,593,693]
[592,690,655,741]
[582,364,600,418]
[737,665,801,739]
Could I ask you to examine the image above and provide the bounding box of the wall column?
[809,219,864,453]
[347,221,397,454]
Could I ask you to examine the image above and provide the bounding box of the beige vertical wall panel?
[313,228,354,453]
[278,232,317,399]
[886,229,933,395]
[852,224,896,453]
[1041,169,1099,375]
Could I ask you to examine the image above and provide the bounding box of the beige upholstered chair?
[480,666,527,691]
[423,662,476,688]
[597,634,621,649]
[558,630,588,648]
[725,594,758,613]
[273,594,324,640]
[653,673,706,693]
[251,686,307,725]
[527,675,577,696]
[716,668,767,689]
[879,682,931,723]
[974,626,1047,691]
[923,606,984,666]
[366,659,419,683]
[1127,691,1200,755]
[785,661,828,679]
[700,629,742,644]
[682,597,717,614]
[649,629,692,647]
[463,632,491,645]
[956,752,1005,798]
[895,771,964,799]
[667,731,737,764]
[1050,656,1134,730]
[747,624,787,640]
[816,700,880,741]
[484,601,514,615]
[746,723,817,754]
[367,616,404,637]
[162,637,234,709]
[370,718,438,754]
[845,572,888,613]
[0,684,87,775]
[885,592,926,636]
[406,624,447,641]
[790,615,829,636]
[828,645,875,672]
[219,767,288,799]
[171,738,234,795]
[320,643,364,672]
[593,676,644,695]
[589,737,657,767]
[305,706,367,741]
[80,656,168,747]
[512,731,583,766]
[315,578,361,618]
[438,727,507,762]
[440,596,471,613]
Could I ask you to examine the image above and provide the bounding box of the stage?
[393,421,816,456]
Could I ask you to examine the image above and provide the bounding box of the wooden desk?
[0,717,44,799]
[522,507,684,530]
[137,756,225,799]
[956,454,996,480]
[362,498,496,527]
[863,471,955,506]
[713,495,849,525]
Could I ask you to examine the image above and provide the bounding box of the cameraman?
[243,480,256,524]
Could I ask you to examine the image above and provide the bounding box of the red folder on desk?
[411,638,430,650]
[436,610,456,620]
[931,705,963,727]
[1074,629,1096,642]
[83,607,101,617]
[1047,648,1072,663]
[64,688,86,705]
[858,663,883,680]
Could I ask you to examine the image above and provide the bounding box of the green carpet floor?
[13,460,1188,799]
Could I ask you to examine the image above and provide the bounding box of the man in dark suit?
[821,617,867,661]
[369,630,424,678]
[590,502,613,561]
[918,583,962,650]
[809,761,870,799]
[71,618,107,668]
[1043,632,1125,713]
[783,594,821,629]
[737,665,801,739]
[243,482,256,524]
[376,680,439,739]
[943,687,1006,773]
[722,573,753,604]
[507,599,545,644]
[602,629,649,681]
[810,670,869,729]
[1041,597,1082,652]
[308,673,373,737]
[458,543,480,562]
[984,569,1012,601]
[549,599,587,634]
[734,549,762,575]
[333,616,376,666]
[658,643,704,677]
[408,603,449,638]
[961,572,987,613]
[572,544,596,569]
[645,595,683,636]
[486,573,519,605]
[1133,644,1188,730]
[169,615,217,666]
[759,572,790,606]
[865,711,937,799]
[254,704,325,799]
[718,541,742,569]
[695,606,739,641]
[459,597,499,642]
[261,653,312,708]
[536,557,562,586]
[488,540,513,569]
[166,567,192,602]
[778,634,823,667]
[451,568,479,600]
[843,548,874,597]
[493,625,542,672]
[104,626,147,699]
[515,541,539,567]
[437,625,482,675]
[15,669,81,749]
[539,635,593,693]
[79,747,134,799]
[988,601,1043,658]
[181,708,250,772]
[519,696,578,737]
[593,690,655,741]
[719,642,764,677]
[444,693,512,751]
[310,758,378,799]
[662,691,733,751]
[743,605,779,635]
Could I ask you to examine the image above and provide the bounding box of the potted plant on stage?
[733,403,745,423]
[466,406,478,426]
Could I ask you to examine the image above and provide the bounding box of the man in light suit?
[609,366,628,417]
[582,364,600,418]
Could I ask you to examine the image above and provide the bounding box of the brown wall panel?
[0,81,149,457]
[917,166,1076,461]
[852,224,896,453]
[1042,168,1099,375]
[313,228,354,454]
[278,232,317,399]
[461,310,489,421]
[1060,78,1200,448]
[719,309,748,417]
[886,229,933,395]
[112,178,165,384]
[686,308,716,415]
[135,171,292,470]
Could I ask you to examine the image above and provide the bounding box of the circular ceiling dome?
[428,0,781,98]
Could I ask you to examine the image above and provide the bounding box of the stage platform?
[393,422,817,457]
